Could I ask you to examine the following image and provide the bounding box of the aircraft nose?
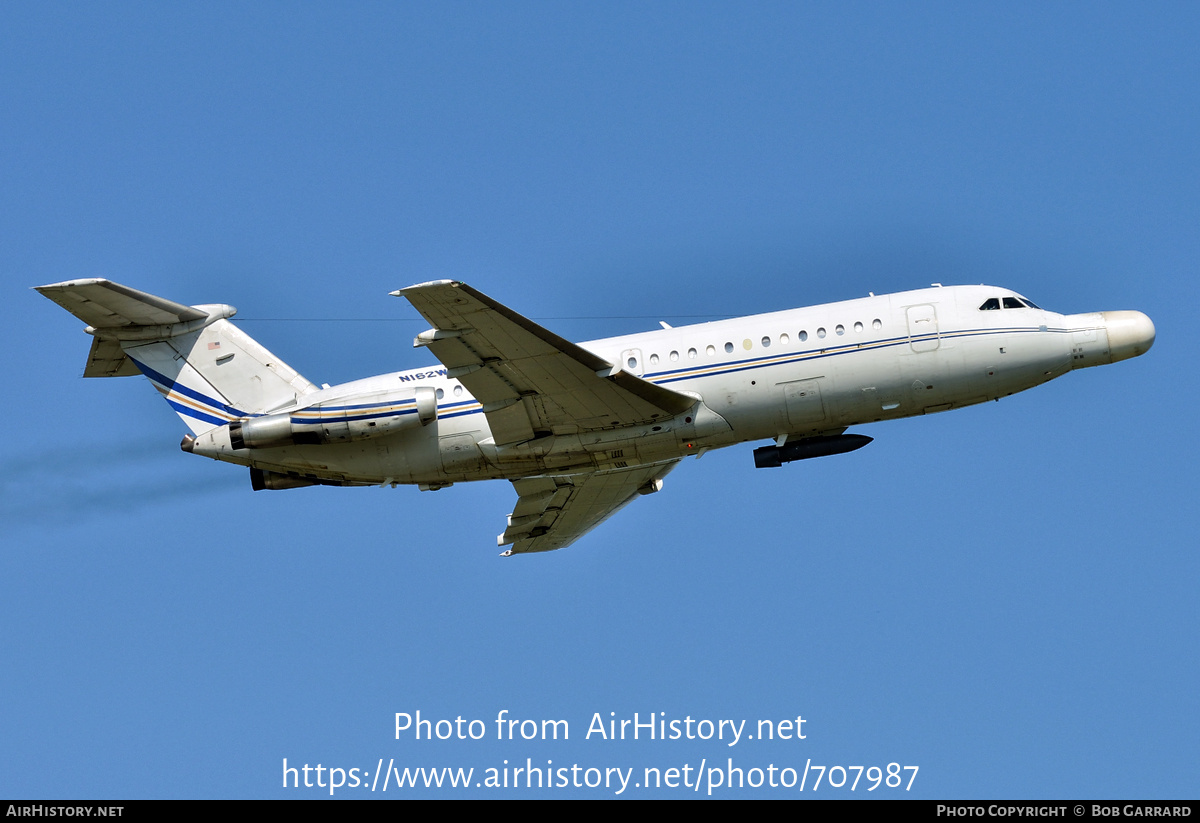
[1102,310,1155,362]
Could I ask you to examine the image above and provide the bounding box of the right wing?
[394,280,694,445]
[499,461,679,555]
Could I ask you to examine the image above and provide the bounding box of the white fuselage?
[186,284,1152,487]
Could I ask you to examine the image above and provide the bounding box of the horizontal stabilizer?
[35,279,210,329]
[83,336,141,377]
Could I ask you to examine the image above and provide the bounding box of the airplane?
[37,278,1154,555]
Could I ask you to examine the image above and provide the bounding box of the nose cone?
[1102,311,1155,362]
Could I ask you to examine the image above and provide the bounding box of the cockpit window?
[1020,297,1041,309]
[979,298,1001,311]
[1002,297,1025,309]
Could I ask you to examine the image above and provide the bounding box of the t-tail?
[36,279,317,434]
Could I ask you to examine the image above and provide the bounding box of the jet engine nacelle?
[230,386,438,449]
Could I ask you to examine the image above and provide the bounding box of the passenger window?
[780,333,789,345]
[817,327,826,339]
[724,342,734,353]
[854,321,863,333]
[799,330,808,342]
[649,354,659,365]
[706,344,716,356]
[669,351,679,362]
[872,319,882,329]
[627,357,637,369]
[761,336,771,348]
[835,324,845,336]
[743,339,753,351]
[979,298,1001,311]
[436,388,444,399]
[688,348,697,358]
[453,385,463,397]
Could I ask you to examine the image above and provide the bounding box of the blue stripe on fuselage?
[130,358,251,418]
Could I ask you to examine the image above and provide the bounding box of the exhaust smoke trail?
[0,441,241,530]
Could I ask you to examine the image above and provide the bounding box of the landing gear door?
[440,433,484,475]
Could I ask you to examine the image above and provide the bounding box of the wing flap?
[484,397,537,445]
[499,461,679,555]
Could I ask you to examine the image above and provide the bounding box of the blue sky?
[2,3,1196,798]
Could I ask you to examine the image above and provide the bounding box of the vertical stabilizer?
[37,279,318,434]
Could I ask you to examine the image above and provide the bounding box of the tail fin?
[37,279,318,434]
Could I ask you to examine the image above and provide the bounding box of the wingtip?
[390,279,462,297]
[34,278,111,293]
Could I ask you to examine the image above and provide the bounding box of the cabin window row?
[644,318,884,367]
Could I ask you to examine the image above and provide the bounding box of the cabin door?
[906,304,940,352]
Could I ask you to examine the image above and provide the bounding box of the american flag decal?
[208,342,221,350]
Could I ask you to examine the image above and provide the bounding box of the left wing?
[394,280,694,446]
[499,461,679,555]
